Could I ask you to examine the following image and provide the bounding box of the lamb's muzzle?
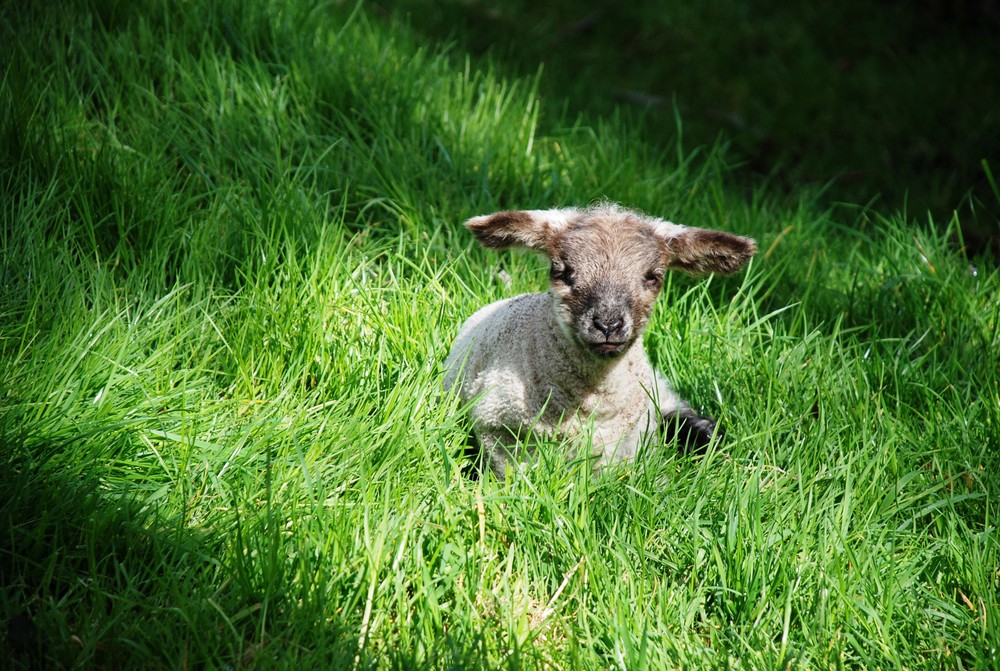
[444,203,756,479]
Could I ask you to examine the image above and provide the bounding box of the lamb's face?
[463,204,757,359]
[548,216,665,358]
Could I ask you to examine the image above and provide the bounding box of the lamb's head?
[465,204,757,358]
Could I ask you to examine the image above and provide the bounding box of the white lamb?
[444,203,756,478]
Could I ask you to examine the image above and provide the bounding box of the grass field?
[379,0,1000,256]
[2,0,998,668]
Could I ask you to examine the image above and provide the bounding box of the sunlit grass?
[1,0,998,669]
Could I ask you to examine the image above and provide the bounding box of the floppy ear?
[649,219,757,274]
[464,208,579,252]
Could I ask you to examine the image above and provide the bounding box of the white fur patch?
[648,218,688,240]
[524,208,579,234]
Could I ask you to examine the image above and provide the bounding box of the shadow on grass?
[1,437,286,668]
[0,436,503,670]
[373,0,1000,257]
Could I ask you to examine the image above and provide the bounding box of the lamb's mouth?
[589,341,627,357]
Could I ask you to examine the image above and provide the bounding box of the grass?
[1,0,998,668]
[377,0,1000,256]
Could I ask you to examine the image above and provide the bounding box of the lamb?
[443,203,757,479]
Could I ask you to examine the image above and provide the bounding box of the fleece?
[444,291,684,477]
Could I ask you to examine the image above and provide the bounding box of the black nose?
[593,316,624,337]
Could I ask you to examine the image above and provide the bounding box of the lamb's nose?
[593,316,624,337]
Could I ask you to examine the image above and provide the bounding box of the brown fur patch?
[465,210,564,251]
[546,213,667,354]
[667,229,757,274]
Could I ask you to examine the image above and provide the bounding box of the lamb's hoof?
[663,410,723,456]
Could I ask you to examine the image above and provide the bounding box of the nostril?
[593,317,624,336]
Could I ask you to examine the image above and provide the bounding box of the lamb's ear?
[650,220,757,274]
[464,208,578,252]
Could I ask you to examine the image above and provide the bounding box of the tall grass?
[378,0,1000,252]
[1,0,998,668]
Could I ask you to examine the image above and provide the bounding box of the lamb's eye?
[551,262,575,287]
[644,269,663,289]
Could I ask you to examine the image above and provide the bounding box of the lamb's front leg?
[471,428,531,480]
[662,406,721,454]
[653,370,722,455]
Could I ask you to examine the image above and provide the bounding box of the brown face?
[547,215,666,358]
[464,204,757,358]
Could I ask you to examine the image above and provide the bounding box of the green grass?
[378,0,1000,256]
[1,0,998,668]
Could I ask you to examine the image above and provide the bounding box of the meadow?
[1,0,998,668]
[376,0,1000,258]
[381,0,1000,256]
